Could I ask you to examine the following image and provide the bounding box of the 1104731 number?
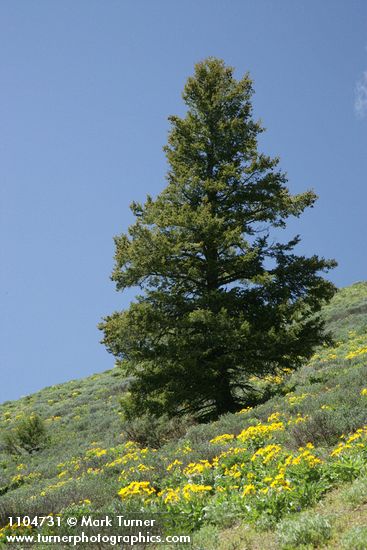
[8,516,61,527]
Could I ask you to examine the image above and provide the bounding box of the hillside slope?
[1,281,367,548]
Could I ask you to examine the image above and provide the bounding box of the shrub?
[276,512,333,549]
[191,525,220,550]
[289,411,342,447]
[3,414,48,455]
[203,498,243,529]
[342,476,367,506]
[341,526,367,549]
[122,413,194,448]
[192,524,255,550]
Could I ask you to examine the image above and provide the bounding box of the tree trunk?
[215,371,237,416]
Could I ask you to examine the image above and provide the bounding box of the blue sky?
[1,1,366,403]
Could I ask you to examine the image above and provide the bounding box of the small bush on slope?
[2,413,48,455]
[341,526,367,550]
[276,511,333,549]
[342,475,367,506]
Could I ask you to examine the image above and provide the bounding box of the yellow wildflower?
[184,460,212,476]
[251,444,282,464]
[137,463,153,472]
[242,484,256,496]
[237,407,253,414]
[182,483,212,500]
[346,346,367,360]
[224,464,242,479]
[238,422,284,442]
[210,433,235,444]
[267,412,281,422]
[118,481,156,499]
[166,459,183,472]
[158,487,181,504]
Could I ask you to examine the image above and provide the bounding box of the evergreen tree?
[100,58,336,421]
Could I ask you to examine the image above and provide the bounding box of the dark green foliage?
[100,58,336,420]
[3,413,48,455]
[122,410,194,448]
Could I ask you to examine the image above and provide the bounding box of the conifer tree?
[100,58,336,420]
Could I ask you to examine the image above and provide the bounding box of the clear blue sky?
[1,1,366,403]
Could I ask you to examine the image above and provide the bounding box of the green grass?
[1,281,367,548]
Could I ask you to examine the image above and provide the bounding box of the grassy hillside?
[1,281,367,548]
